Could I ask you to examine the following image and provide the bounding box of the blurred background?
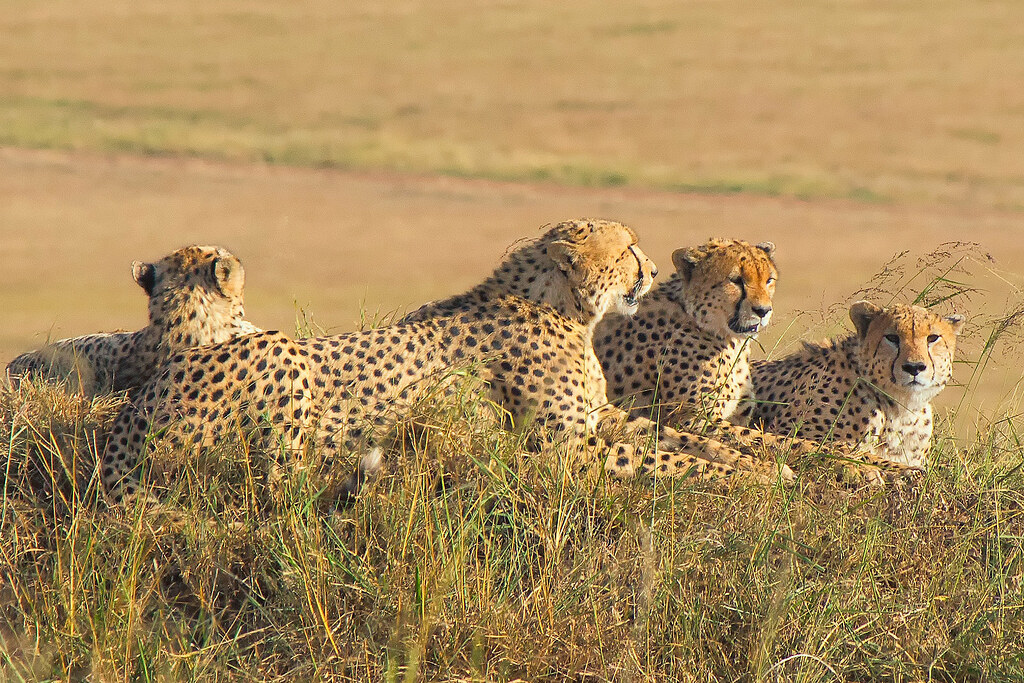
[1,0,1022,429]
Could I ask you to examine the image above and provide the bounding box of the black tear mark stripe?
[730,279,746,327]
[628,246,644,284]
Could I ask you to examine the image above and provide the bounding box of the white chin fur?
[616,297,640,316]
[895,378,943,404]
[902,379,933,393]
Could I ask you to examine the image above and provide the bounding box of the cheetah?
[594,238,917,481]
[596,238,774,427]
[101,219,791,503]
[6,245,261,396]
[750,300,964,469]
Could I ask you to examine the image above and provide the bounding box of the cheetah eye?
[927,334,940,344]
[884,333,899,345]
[766,276,776,286]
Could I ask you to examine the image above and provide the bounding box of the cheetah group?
[6,218,966,504]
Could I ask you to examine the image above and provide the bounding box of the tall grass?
[2,385,1023,678]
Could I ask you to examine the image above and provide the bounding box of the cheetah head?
[850,301,964,405]
[671,239,777,338]
[133,245,247,329]
[543,219,658,323]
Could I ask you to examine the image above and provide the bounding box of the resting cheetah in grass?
[596,238,774,427]
[101,219,791,503]
[594,239,917,482]
[750,301,964,469]
[6,245,260,395]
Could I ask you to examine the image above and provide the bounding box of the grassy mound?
[1,377,1022,681]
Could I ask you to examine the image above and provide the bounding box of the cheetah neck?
[651,274,687,307]
[410,245,604,327]
[146,289,255,356]
[650,274,746,348]
[651,274,718,334]
[879,404,933,468]
[691,332,753,423]
[644,289,750,355]
[659,294,753,420]
[600,293,753,424]
[490,248,607,326]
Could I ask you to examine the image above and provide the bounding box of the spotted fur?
[6,246,261,395]
[595,239,919,483]
[101,220,791,503]
[750,301,965,468]
[596,238,776,427]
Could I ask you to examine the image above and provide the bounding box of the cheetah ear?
[212,256,245,298]
[547,240,579,275]
[849,300,883,339]
[671,247,701,282]
[755,241,776,258]
[132,261,156,296]
[944,314,965,335]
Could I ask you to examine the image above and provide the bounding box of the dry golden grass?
[1,0,1023,207]
[1,375,1023,680]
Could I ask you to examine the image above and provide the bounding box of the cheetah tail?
[338,447,384,501]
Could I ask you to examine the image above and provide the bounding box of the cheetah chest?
[878,405,933,468]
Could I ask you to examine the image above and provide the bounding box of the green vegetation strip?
[0,95,888,202]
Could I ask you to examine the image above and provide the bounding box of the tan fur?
[595,240,920,483]
[751,301,964,468]
[402,220,652,325]
[596,238,776,427]
[6,245,261,395]
[101,220,792,503]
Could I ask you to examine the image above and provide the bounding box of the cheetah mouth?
[729,320,763,336]
[620,276,646,312]
[895,376,939,397]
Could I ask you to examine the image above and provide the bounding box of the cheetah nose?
[902,362,927,376]
[752,305,772,318]
[650,266,658,279]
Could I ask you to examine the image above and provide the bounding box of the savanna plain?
[1,1,1024,680]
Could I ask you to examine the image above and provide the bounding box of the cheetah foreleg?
[604,440,790,485]
[591,403,793,483]
[697,419,921,486]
